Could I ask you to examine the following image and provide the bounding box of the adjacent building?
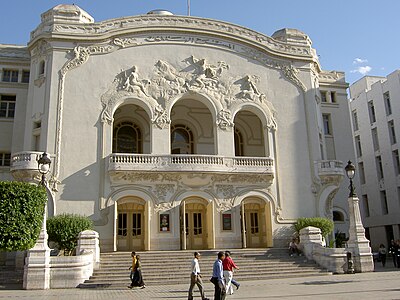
[350,70,400,249]
[0,4,355,252]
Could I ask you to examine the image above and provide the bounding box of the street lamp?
[37,152,51,186]
[345,160,356,197]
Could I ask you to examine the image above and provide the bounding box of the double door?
[117,202,144,251]
[182,202,207,249]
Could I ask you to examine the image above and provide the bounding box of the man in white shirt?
[188,252,209,300]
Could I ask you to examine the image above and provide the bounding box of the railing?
[315,160,344,177]
[11,151,44,171]
[109,154,274,174]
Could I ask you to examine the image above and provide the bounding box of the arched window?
[234,127,244,156]
[113,121,142,153]
[171,124,194,154]
[333,210,344,222]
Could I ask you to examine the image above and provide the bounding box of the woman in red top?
[222,251,240,295]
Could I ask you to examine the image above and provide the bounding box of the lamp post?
[37,152,51,186]
[344,160,374,273]
[345,160,356,197]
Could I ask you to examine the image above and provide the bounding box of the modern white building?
[349,70,400,250]
[0,4,355,252]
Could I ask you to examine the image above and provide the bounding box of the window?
[117,213,127,236]
[234,127,244,156]
[250,212,259,234]
[330,91,336,103]
[2,69,18,82]
[376,155,384,180]
[368,100,376,123]
[362,195,370,217]
[358,162,366,184]
[39,61,45,76]
[371,128,379,151]
[0,95,16,118]
[0,153,11,167]
[112,121,142,153]
[320,91,327,102]
[333,211,344,222]
[132,213,141,236]
[193,213,202,235]
[322,114,332,135]
[388,120,397,145]
[393,150,400,175]
[384,92,392,116]
[171,124,194,154]
[381,190,388,215]
[352,110,359,131]
[355,136,362,157]
[21,70,30,83]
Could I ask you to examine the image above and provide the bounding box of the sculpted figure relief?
[237,75,266,102]
[121,66,150,96]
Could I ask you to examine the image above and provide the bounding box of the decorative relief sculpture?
[152,104,170,129]
[154,202,174,213]
[216,109,234,130]
[152,184,175,202]
[236,75,266,103]
[120,66,150,96]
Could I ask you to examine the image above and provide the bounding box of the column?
[182,202,186,250]
[241,201,246,248]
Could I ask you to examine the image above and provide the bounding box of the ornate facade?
[1,5,355,251]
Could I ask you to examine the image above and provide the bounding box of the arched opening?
[113,121,142,153]
[180,197,210,250]
[116,197,146,251]
[240,197,272,248]
[170,98,215,154]
[234,110,265,157]
[171,124,194,154]
[112,104,150,154]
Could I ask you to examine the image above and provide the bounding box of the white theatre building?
[0,5,356,252]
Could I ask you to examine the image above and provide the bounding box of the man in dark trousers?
[211,251,226,300]
[188,252,209,300]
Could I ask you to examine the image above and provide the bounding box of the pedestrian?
[188,252,209,300]
[211,251,226,300]
[222,251,240,295]
[396,240,400,268]
[388,240,397,267]
[128,251,136,288]
[378,244,387,267]
[131,254,146,288]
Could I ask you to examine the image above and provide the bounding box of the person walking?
[211,251,226,300]
[131,254,146,288]
[388,240,397,267]
[188,252,209,300]
[378,244,387,267]
[222,251,240,295]
[128,251,137,288]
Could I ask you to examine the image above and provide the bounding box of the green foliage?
[47,213,93,255]
[0,181,47,251]
[294,217,334,238]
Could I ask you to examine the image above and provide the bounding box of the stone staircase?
[78,248,330,288]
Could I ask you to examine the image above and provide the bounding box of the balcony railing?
[315,160,344,177]
[11,151,44,171]
[109,154,274,175]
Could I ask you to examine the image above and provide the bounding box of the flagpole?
[187,0,191,16]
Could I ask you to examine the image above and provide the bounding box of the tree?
[0,181,47,251]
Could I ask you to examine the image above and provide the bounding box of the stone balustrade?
[315,160,344,178]
[108,154,274,175]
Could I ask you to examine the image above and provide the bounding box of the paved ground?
[0,265,399,300]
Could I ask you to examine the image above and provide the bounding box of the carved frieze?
[216,109,234,130]
[152,184,176,202]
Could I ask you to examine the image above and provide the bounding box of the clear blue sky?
[1,0,399,85]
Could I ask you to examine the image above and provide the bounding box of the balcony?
[108,154,274,175]
[10,151,43,181]
[315,160,344,185]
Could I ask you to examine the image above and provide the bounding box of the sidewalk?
[0,265,398,299]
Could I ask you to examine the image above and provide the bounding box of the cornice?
[29,14,315,62]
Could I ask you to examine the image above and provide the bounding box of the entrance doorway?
[241,198,272,248]
[181,201,208,249]
[117,201,145,251]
